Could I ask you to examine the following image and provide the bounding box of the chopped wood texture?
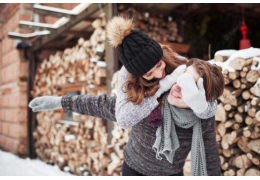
[212,53,260,176]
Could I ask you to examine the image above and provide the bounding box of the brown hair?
[122,43,188,104]
[187,58,224,101]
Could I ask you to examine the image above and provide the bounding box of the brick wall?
[0,3,29,156]
[0,3,80,157]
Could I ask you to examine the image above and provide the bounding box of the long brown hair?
[122,43,188,104]
[187,58,224,101]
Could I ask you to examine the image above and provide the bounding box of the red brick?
[1,92,27,108]
[0,134,3,148]
[1,11,19,38]
[0,121,2,134]
[1,61,20,84]
[9,123,27,139]
[1,49,20,69]
[19,61,28,78]
[19,12,32,21]
[2,122,10,136]
[18,81,28,92]
[0,107,27,123]
[1,37,16,56]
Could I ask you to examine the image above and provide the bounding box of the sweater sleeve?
[202,116,221,176]
[194,100,217,119]
[61,94,116,122]
[115,66,159,129]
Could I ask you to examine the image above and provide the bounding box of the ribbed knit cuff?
[61,95,73,111]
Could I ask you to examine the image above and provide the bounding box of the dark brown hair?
[187,58,225,101]
[122,43,188,104]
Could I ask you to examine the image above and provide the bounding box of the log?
[235,154,253,168]
[228,111,236,118]
[251,97,260,106]
[224,104,236,111]
[215,55,228,62]
[217,122,226,137]
[252,155,260,165]
[247,139,260,154]
[248,106,260,117]
[237,137,251,153]
[229,71,240,80]
[242,90,251,100]
[246,70,260,83]
[225,119,236,128]
[215,103,228,122]
[235,113,247,123]
[243,125,254,138]
[250,84,260,97]
[244,168,260,176]
[229,58,252,70]
[241,83,253,90]
[237,168,246,176]
[233,79,241,88]
[256,110,260,122]
[240,71,247,78]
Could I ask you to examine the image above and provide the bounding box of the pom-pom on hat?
[106,16,163,77]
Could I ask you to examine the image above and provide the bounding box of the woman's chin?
[167,94,179,105]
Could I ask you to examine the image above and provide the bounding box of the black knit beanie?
[117,30,163,77]
[106,17,163,77]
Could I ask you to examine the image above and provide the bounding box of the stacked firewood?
[31,18,112,176]
[209,49,260,176]
[117,4,183,43]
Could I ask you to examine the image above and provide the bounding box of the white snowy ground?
[0,150,74,176]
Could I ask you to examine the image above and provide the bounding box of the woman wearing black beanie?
[105,16,218,130]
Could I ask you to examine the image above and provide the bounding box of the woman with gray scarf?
[28,58,224,176]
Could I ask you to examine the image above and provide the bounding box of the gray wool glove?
[155,64,186,98]
[28,96,62,112]
[177,73,208,114]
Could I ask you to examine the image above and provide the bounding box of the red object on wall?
[240,19,251,49]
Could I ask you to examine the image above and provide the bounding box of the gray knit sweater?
[61,94,221,176]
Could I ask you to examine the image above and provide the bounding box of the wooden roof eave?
[31,3,104,51]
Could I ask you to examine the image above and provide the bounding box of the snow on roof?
[214,49,237,57]
[8,30,50,38]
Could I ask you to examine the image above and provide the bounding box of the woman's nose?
[175,84,181,92]
[154,70,163,79]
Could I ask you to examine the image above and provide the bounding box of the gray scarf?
[152,92,207,176]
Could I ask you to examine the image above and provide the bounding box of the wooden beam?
[32,3,103,51]
[19,21,57,31]
[8,30,50,40]
[105,3,118,144]
[27,49,37,159]
[33,4,78,18]
[62,31,93,38]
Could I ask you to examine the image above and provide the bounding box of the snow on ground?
[0,150,74,176]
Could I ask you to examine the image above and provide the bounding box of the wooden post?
[105,3,118,144]
[27,49,37,159]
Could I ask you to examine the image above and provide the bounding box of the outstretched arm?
[61,94,117,122]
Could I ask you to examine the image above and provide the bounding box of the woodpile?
[31,18,111,175]
[209,51,260,176]
[117,4,183,43]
